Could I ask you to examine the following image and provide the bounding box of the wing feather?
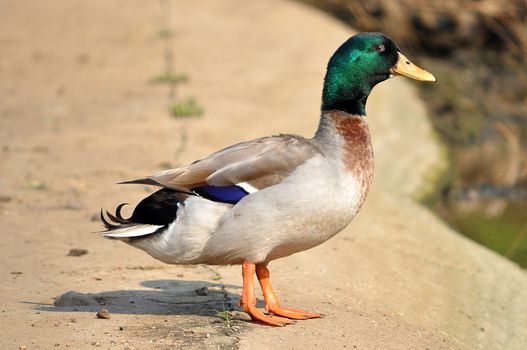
[124,134,319,192]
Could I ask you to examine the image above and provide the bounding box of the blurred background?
[301,0,527,267]
[2,2,525,347]
[1,0,525,268]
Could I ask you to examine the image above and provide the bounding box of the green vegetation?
[170,98,204,118]
[154,3,204,119]
[214,299,237,332]
[215,309,233,328]
[157,29,173,39]
[27,180,47,190]
[211,273,222,281]
[149,73,188,85]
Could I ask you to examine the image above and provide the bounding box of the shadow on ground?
[32,279,246,317]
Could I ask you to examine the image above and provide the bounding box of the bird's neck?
[314,110,374,177]
[314,110,369,145]
[321,64,372,116]
[321,95,368,116]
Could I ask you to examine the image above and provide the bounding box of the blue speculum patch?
[192,185,249,204]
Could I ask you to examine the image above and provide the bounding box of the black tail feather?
[100,189,191,232]
[105,208,125,224]
[118,178,162,186]
[100,204,131,230]
[115,203,128,222]
[100,209,116,230]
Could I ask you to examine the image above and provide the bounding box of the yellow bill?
[390,52,436,82]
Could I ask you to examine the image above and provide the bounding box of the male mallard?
[101,32,435,326]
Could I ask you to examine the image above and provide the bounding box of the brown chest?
[332,114,375,190]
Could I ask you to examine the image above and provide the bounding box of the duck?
[100,32,436,327]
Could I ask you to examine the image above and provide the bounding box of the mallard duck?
[101,32,435,326]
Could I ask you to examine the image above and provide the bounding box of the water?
[432,199,527,268]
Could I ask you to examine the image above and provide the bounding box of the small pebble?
[67,248,88,257]
[0,195,12,203]
[96,308,111,319]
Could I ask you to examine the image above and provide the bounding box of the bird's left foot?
[267,306,322,320]
[255,264,322,320]
[241,302,294,326]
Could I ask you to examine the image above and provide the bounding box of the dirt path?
[1,1,526,349]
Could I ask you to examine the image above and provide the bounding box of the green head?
[322,32,435,115]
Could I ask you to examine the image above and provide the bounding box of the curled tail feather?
[100,205,164,239]
[99,189,189,239]
[100,203,130,229]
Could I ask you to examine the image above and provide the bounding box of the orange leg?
[255,264,322,320]
[240,261,293,326]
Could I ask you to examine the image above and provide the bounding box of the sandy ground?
[1,1,527,349]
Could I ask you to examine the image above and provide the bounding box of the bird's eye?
[372,44,385,53]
